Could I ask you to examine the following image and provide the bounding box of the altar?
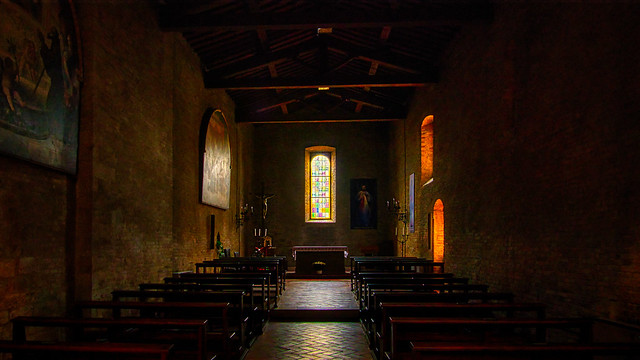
[292,246,348,275]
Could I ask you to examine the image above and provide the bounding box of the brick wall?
[0,157,68,338]
[400,3,640,324]
[78,1,240,297]
[252,122,396,266]
[0,0,243,338]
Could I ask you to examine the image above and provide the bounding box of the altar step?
[270,308,359,322]
[286,272,350,279]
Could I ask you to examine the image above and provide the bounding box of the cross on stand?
[253,184,275,257]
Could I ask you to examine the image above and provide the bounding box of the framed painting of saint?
[350,178,377,229]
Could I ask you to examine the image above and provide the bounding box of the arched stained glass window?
[310,154,331,219]
[305,146,336,223]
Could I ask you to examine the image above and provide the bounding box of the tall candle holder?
[388,197,409,257]
[386,198,407,223]
[235,203,252,227]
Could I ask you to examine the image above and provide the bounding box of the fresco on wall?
[201,109,230,209]
[351,178,377,229]
[0,0,81,174]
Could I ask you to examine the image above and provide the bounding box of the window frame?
[305,146,336,223]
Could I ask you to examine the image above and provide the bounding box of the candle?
[265,229,267,236]
[254,229,257,236]
[259,229,261,236]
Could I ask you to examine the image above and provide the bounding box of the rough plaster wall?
[403,3,640,323]
[252,122,394,266]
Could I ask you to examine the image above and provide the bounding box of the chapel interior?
[1,0,639,359]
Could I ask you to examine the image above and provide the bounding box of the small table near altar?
[292,246,348,275]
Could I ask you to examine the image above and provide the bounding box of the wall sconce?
[387,197,407,223]
[235,203,252,227]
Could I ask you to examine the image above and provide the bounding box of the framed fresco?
[200,108,231,209]
[350,178,377,229]
[0,0,82,174]
[409,173,415,232]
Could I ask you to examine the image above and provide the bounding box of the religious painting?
[409,173,415,232]
[200,109,230,209]
[0,0,82,174]
[350,178,377,229]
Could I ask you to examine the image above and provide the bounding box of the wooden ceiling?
[157,0,493,123]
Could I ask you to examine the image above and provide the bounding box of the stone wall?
[400,3,640,323]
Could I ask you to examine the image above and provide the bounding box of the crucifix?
[254,184,275,224]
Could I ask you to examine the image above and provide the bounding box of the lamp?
[235,203,252,227]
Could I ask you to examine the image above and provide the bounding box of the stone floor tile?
[244,279,373,360]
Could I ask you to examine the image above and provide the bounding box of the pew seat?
[408,342,640,360]
[0,340,174,360]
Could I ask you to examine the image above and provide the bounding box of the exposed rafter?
[157,0,493,123]
[159,5,493,32]
[205,74,436,90]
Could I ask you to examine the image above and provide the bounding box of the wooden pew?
[197,257,287,295]
[166,273,274,309]
[351,258,444,288]
[11,316,209,360]
[386,316,596,360]
[354,272,456,297]
[74,301,235,360]
[409,342,640,360]
[360,278,474,307]
[362,291,516,336]
[0,340,174,360]
[138,283,265,338]
[110,289,251,349]
[372,302,546,359]
[362,282,488,315]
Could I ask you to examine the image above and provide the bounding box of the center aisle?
[243,279,374,360]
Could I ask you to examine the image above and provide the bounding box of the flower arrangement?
[215,233,224,258]
[312,261,326,274]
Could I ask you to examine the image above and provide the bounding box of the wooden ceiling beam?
[235,112,406,123]
[206,39,320,78]
[207,35,426,79]
[205,74,435,89]
[159,5,493,32]
[245,90,395,115]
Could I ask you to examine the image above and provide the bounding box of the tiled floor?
[277,280,359,310]
[244,279,374,360]
[244,322,373,360]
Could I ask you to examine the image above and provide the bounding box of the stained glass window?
[310,154,331,219]
[305,146,336,223]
